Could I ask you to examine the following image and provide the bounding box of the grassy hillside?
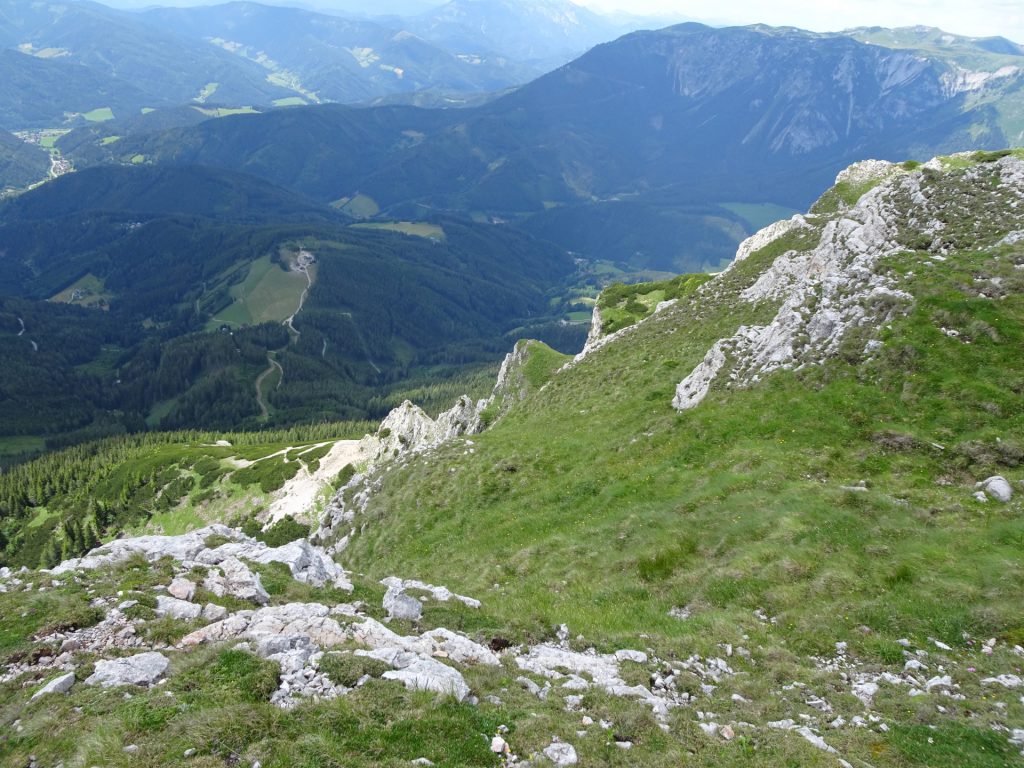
[2,154,1022,768]
[0,165,581,444]
[0,423,374,569]
[332,153,1024,765]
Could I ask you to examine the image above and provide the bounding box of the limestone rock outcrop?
[674,156,1024,410]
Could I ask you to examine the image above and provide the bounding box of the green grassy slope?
[0,422,379,569]
[0,164,581,442]
[334,154,1024,765]
[2,154,1023,768]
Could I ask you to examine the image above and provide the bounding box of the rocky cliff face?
[674,152,1024,410]
[313,339,555,549]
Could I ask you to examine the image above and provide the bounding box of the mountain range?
[404,0,638,71]
[62,22,1024,272]
[0,162,579,446]
[0,0,659,134]
[1,6,1023,450]
[140,2,529,105]
[0,5,1023,765]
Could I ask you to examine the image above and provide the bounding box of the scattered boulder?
[543,740,578,766]
[614,650,647,664]
[155,595,203,621]
[168,577,196,602]
[357,647,471,701]
[982,674,1023,689]
[85,652,170,688]
[795,726,838,754]
[47,525,352,592]
[203,557,270,605]
[49,525,242,575]
[31,672,75,699]
[852,681,879,707]
[202,603,229,622]
[383,587,423,622]
[198,538,351,591]
[353,617,500,665]
[977,475,1013,502]
[182,603,350,650]
[379,576,481,609]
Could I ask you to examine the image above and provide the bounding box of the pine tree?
[39,538,59,569]
[70,519,84,553]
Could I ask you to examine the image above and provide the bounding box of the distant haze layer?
[575,0,1024,44]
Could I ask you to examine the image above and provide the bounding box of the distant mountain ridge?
[66,21,1024,271]
[0,0,295,109]
[140,2,532,104]
[406,0,633,71]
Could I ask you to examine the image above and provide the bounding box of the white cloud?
[578,0,1024,45]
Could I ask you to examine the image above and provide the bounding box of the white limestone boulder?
[85,652,170,688]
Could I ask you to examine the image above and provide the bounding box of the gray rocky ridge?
[672,155,1024,410]
[313,341,544,548]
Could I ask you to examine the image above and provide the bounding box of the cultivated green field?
[48,274,113,310]
[37,130,69,149]
[330,193,379,218]
[211,255,312,328]
[82,107,114,122]
[272,97,307,107]
[195,82,219,103]
[350,221,446,240]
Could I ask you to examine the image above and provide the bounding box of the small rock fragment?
[168,577,196,602]
[977,476,1013,502]
[31,672,76,699]
[383,587,423,622]
[543,740,578,766]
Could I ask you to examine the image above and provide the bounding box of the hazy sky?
[576,0,1024,45]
